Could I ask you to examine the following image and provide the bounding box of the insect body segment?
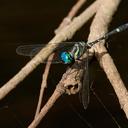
[87,23,128,48]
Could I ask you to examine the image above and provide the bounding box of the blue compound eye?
[60,52,73,64]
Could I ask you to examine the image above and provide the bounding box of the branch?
[55,0,87,34]
[0,0,100,100]
[88,0,128,118]
[28,83,66,128]
[28,0,128,127]
[28,53,90,128]
[35,0,87,118]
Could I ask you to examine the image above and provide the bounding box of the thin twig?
[0,0,99,100]
[34,53,55,118]
[88,0,128,118]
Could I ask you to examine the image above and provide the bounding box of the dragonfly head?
[60,52,74,64]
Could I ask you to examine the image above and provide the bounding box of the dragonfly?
[16,23,128,109]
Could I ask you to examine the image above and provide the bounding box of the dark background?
[0,0,128,127]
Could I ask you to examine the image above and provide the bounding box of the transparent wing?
[16,44,43,57]
[16,42,76,63]
[79,49,90,109]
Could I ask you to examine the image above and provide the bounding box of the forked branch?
[0,0,99,100]
[35,0,87,118]
[87,0,128,118]
[29,0,128,127]
[0,0,128,127]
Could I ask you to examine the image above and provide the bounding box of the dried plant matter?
[0,0,99,100]
[88,0,128,118]
[0,0,128,127]
[35,0,88,118]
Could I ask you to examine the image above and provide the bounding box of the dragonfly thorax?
[70,42,86,60]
